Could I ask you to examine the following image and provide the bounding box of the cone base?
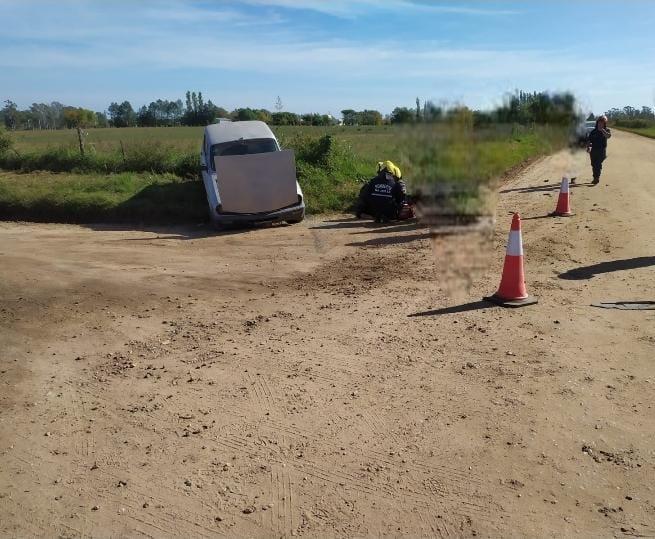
[483,294,538,308]
[548,211,575,217]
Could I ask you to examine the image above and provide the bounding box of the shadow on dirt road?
[559,256,655,280]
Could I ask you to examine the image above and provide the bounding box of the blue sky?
[1,0,654,116]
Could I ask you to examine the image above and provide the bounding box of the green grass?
[0,145,199,178]
[9,125,394,157]
[0,124,568,223]
[10,126,204,154]
[615,126,655,139]
[0,171,206,223]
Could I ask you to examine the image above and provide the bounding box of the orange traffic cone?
[483,213,538,307]
[549,176,574,217]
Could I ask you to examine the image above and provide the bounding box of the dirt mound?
[293,248,433,296]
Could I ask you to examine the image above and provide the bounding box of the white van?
[200,120,305,226]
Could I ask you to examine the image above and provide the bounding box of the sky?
[1,0,654,116]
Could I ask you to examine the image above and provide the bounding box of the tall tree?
[63,107,96,128]
[390,107,414,124]
[2,100,19,130]
[95,112,109,128]
[185,91,192,113]
[108,101,136,127]
[341,109,358,125]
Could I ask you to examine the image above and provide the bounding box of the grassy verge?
[0,145,200,179]
[614,126,655,139]
[0,171,206,223]
[0,124,568,224]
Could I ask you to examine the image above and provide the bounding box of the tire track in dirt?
[358,408,402,447]
[7,439,222,538]
[1,497,56,538]
[269,464,296,538]
[31,383,268,536]
[245,371,275,413]
[58,341,502,534]
[64,387,96,460]
[7,448,188,538]
[255,415,497,531]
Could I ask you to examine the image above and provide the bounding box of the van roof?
[205,120,275,145]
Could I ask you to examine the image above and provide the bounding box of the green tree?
[255,109,272,123]
[0,126,13,155]
[271,112,300,125]
[95,112,109,128]
[341,109,358,125]
[137,105,156,127]
[390,107,414,124]
[359,110,383,125]
[107,101,136,127]
[234,108,258,121]
[422,101,443,122]
[63,107,96,128]
[2,100,19,130]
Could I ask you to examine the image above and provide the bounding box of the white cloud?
[0,0,651,113]
[239,0,519,17]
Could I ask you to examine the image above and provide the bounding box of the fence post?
[77,127,85,156]
[119,140,126,163]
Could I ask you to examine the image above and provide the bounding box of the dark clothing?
[587,127,611,182]
[357,174,406,220]
[590,153,604,181]
[587,127,611,158]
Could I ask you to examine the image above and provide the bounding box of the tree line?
[605,105,655,129]
[2,90,582,131]
[0,101,109,130]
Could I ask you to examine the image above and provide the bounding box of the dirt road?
[1,129,654,537]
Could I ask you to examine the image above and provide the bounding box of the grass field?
[615,126,655,139]
[0,171,206,223]
[0,124,567,224]
[9,125,397,159]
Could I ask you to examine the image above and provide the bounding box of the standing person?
[587,115,611,185]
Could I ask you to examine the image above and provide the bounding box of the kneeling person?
[357,161,406,222]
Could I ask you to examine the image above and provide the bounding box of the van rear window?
[211,138,278,170]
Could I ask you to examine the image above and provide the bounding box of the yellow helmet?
[377,160,402,179]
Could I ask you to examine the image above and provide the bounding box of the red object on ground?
[398,202,415,220]
[551,177,574,217]
[483,213,538,307]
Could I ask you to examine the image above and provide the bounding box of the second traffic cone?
[549,176,574,217]
[483,213,538,308]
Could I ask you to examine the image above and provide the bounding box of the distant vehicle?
[573,120,597,148]
[200,120,305,227]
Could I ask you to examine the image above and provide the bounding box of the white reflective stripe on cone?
[506,230,523,256]
[560,177,570,193]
